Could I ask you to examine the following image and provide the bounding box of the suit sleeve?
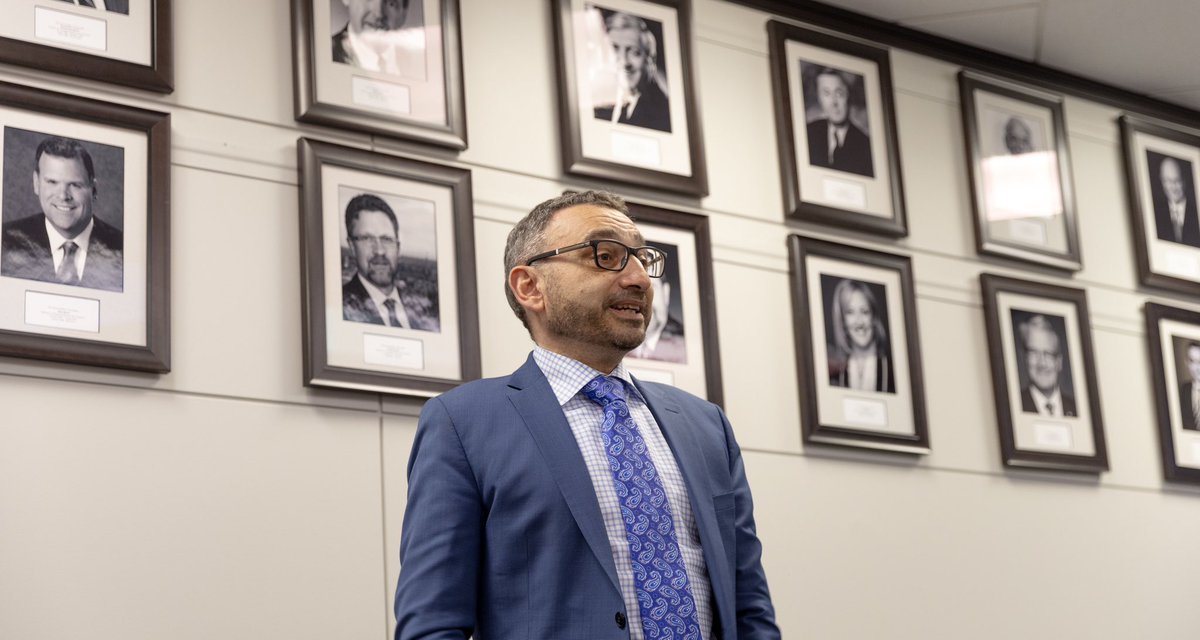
[394,398,481,640]
[719,406,781,640]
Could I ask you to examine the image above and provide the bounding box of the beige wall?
[1,1,1198,639]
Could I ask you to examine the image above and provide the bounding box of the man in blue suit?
[394,191,779,639]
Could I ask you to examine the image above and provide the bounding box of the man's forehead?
[548,204,644,243]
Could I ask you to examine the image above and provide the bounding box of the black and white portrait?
[821,275,894,393]
[330,0,427,80]
[1146,150,1200,248]
[338,186,440,332]
[800,61,873,178]
[628,239,685,363]
[1172,336,1200,431]
[1010,309,1077,417]
[50,0,130,15]
[1001,115,1039,155]
[586,5,672,134]
[1,127,125,292]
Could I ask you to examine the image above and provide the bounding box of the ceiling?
[814,0,1200,113]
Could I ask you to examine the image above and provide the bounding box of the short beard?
[544,277,648,353]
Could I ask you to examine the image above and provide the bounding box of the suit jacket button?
[615,611,626,629]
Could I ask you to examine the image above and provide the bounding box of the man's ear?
[508,265,545,317]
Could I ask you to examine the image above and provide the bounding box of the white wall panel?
[0,377,385,640]
[0,0,1194,638]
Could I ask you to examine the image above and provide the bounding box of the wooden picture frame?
[0,0,172,93]
[1119,114,1200,294]
[980,274,1108,472]
[0,80,171,371]
[297,137,479,396]
[552,0,708,196]
[787,235,929,453]
[622,199,722,403]
[292,0,468,150]
[768,21,907,237]
[960,71,1081,271]
[1144,302,1200,484]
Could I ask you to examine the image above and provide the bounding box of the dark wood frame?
[1119,114,1200,295]
[292,0,468,150]
[297,137,479,396]
[768,20,907,237]
[0,0,173,93]
[0,81,171,372]
[624,199,723,404]
[980,273,1108,473]
[959,71,1081,271]
[551,0,708,196]
[787,235,929,453]
[1144,302,1200,484]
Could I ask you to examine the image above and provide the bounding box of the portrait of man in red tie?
[1,131,124,292]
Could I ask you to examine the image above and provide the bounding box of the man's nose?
[618,255,652,289]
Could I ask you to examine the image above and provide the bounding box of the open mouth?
[610,300,645,321]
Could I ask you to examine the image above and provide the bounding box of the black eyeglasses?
[525,239,666,278]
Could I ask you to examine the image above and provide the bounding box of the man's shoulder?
[2,213,45,235]
[426,371,528,420]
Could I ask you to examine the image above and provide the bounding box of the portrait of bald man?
[1147,150,1200,248]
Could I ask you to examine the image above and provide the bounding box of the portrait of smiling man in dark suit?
[1,134,123,292]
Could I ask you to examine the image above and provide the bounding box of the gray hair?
[503,190,630,331]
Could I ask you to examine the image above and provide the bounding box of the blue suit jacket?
[394,355,778,639]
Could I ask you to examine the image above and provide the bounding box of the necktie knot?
[582,375,627,407]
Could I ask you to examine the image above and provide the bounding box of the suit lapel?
[634,379,735,629]
[506,356,621,592]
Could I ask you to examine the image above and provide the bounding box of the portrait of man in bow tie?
[330,0,426,79]
[800,62,874,178]
[589,7,673,134]
[1013,310,1077,418]
[1147,150,1200,248]
[1,131,124,292]
[339,190,439,332]
[50,0,129,15]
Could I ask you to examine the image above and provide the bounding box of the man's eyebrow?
[582,229,644,245]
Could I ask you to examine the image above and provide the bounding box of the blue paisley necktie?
[582,375,701,640]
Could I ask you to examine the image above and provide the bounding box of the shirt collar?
[43,216,94,252]
[1029,385,1062,413]
[356,273,399,306]
[532,346,642,407]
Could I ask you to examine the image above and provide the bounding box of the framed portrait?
[980,274,1107,472]
[787,236,929,453]
[959,72,1080,271]
[298,137,479,396]
[292,0,467,150]
[552,0,708,196]
[1144,302,1200,484]
[0,0,172,93]
[620,200,721,403]
[1118,114,1200,295]
[768,21,907,237]
[0,81,170,371]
